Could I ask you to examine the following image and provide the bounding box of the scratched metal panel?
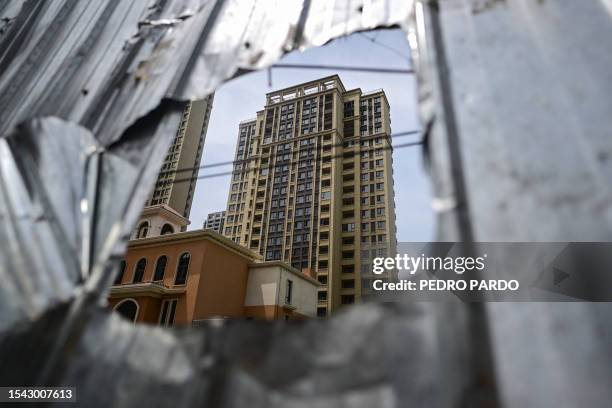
[410,1,612,407]
[424,0,612,241]
[1,0,612,407]
[0,1,447,408]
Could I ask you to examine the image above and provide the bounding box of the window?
[175,253,190,285]
[161,224,174,235]
[128,258,147,285]
[342,237,354,245]
[342,223,355,232]
[342,264,355,273]
[317,308,327,317]
[114,260,126,285]
[159,299,177,327]
[342,195,355,206]
[115,299,139,322]
[342,279,355,289]
[285,280,293,304]
[136,222,149,238]
[321,191,331,200]
[153,256,167,281]
[341,295,355,304]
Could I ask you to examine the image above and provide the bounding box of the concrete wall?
[244,266,280,307]
[192,240,250,319]
[245,265,318,318]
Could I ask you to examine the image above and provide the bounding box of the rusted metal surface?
[1,0,612,407]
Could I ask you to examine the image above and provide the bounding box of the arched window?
[136,222,149,238]
[114,299,139,322]
[161,224,174,235]
[133,258,146,283]
[174,252,190,285]
[113,260,126,285]
[153,256,167,281]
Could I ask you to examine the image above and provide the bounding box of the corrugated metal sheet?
[1,0,611,407]
[410,2,612,407]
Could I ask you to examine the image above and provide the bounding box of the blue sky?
[189,29,434,241]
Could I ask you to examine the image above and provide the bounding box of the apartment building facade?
[223,75,396,316]
[203,210,226,233]
[145,96,214,220]
[110,229,318,324]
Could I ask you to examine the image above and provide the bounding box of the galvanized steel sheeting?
[0,0,611,406]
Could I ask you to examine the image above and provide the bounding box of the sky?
[189,29,434,241]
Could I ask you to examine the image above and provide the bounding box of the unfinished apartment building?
[223,75,396,316]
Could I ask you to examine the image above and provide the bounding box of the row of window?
[114,253,191,286]
[342,221,386,232]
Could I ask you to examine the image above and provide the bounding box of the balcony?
[109,281,186,297]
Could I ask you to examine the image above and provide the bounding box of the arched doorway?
[114,299,139,322]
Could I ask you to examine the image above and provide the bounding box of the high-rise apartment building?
[223,75,396,316]
[145,96,214,220]
[203,211,226,233]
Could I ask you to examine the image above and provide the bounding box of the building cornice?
[140,204,190,226]
[109,282,186,298]
[265,74,345,97]
[249,261,321,286]
[128,229,261,262]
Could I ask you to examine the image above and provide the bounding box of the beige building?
[132,204,189,240]
[145,96,214,220]
[203,210,225,234]
[111,208,319,324]
[223,75,397,317]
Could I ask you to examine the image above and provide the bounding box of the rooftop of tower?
[265,74,350,105]
[265,74,345,96]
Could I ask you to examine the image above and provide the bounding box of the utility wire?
[161,138,423,186]
[357,32,412,64]
[158,129,421,177]
[271,63,413,74]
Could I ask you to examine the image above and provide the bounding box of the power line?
[357,32,411,64]
[157,130,421,177]
[271,63,413,74]
[162,138,423,185]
